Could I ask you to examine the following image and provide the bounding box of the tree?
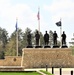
[22,27,32,47]
[18,28,23,55]
[5,28,23,56]
[0,28,8,48]
[40,32,44,46]
[69,33,74,49]
[2,30,8,48]
[5,30,16,56]
[69,33,74,54]
[0,27,8,58]
[0,50,5,59]
[69,34,74,46]
[49,30,60,47]
[49,30,53,46]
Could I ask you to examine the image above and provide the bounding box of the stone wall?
[22,48,73,68]
[0,48,74,68]
[0,56,22,66]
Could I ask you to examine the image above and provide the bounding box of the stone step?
[0,66,24,71]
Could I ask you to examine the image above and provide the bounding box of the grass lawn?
[0,72,41,75]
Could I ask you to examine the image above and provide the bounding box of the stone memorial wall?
[22,48,73,68]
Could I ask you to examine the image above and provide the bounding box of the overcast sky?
[0,0,74,46]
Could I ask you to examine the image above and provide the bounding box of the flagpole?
[60,18,62,47]
[38,7,40,45]
[56,19,62,47]
[38,16,40,46]
[16,18,18,56]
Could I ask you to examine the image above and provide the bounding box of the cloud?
[0,0,39,35]
[0,0,54,36]
[43,0,74,45]
[44,0,74,22]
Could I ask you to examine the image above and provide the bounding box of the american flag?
[37,9,40,20]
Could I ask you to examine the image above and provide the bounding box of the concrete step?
[0,66,24,71]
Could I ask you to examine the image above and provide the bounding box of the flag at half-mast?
[15,19,18,31]
[37,8,40,20]
[56,21,61,26]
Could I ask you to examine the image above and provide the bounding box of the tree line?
[0,27,61,57]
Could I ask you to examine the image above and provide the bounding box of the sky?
[0,0,74,46]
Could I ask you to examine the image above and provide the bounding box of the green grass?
[0,72,41,75]
[40,70,54,75]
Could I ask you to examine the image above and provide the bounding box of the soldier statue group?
[27,30,67,47]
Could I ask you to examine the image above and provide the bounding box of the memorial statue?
[53,31,58,46]
[61,31,66,46]
[27,31,32,46]
[35,31,40,46]
[44,31,49,45]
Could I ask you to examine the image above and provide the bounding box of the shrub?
[0,50,5,59]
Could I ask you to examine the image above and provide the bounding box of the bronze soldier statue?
[44,31,49,45]
[35,31,40,46]
[61,31,66,46]
[27,31,32,46]
[53,31,58,46]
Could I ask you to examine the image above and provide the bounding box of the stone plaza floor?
[25,68,74,75]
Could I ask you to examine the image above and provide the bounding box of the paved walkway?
[48,68,74,75]
[36,70,47,75]
[25,68,47,75]
[24,68,74,75]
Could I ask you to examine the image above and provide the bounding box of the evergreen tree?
[49,30,53,46]
[69,34,74,46]
[69,33,74,54]
[0,27,8,58]
[22,27,32,47]
[5,28,23,56]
